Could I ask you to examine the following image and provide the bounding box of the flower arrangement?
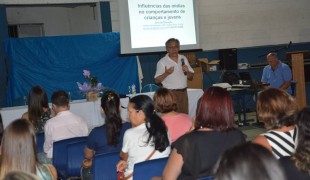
[77,70,104,93]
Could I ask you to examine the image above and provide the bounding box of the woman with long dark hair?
[116,95,171,180]
[279,106,310,179]
[0,119,57,179]
[162,87,245,179]
[22,86,52,132]
[81,90,131,179]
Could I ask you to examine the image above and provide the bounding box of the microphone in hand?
[181,58,187,76]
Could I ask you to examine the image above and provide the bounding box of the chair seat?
[133,157,168,180]
[92,152,120,180]
[52,136,87,179]
[67,141,87,178]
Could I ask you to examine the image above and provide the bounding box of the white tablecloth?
[0,89,203,129]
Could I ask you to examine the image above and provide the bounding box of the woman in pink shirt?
[154,88,192,142]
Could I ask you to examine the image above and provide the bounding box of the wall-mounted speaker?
[219,48,237,70]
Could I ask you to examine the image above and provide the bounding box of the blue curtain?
[5,32,139,106]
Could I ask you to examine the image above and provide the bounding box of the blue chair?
[133,157,168,180]
[66,141,87,178]
[35,132,45,153]
[291,80,297,96]
[141,84,159,93]
[52,136,87,179]
[92,152,120,180]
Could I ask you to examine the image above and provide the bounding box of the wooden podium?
[286,51,309,109]
[181,52,203,89]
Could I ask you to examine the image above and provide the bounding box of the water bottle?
[131,84,136,95]
[68,92,72,102]
[128,86,132,95]
[23,96,27,105]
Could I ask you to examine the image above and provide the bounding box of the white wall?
[108,0,119,32]
[108,0,310,50]
[69,5,102,35]
[0,0,97,4]
[4,0,310,50]
[197,0,310,50]
[6,5,101,36]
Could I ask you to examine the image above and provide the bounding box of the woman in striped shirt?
[252,88,298,159]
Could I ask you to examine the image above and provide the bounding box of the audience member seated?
[22,86,53,132]
[81,91,131,179]
[43,90,88,162]
[162,87,246,179]
[252,88,298,159]
[0,119,57,179]
[214,143,285,180]
[153,88,192,142]
[279,106,310,180]
[116,95,171,180]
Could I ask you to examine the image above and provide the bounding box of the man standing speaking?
[154,38,194,114]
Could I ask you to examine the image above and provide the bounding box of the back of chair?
[141,84,159,93]
[52,136,87,179]
[36,132,45,153]
[133,157,168,180]
[92,152,120,180]
[66,141,87,178]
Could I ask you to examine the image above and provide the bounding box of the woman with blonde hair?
[0,119,57,179]
[253,88,298,159]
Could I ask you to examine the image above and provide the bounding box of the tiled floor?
[234,112,267,141]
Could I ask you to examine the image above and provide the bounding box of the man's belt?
[170,87,187,92]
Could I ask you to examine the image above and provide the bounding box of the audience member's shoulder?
[122,122,131,129]
[70,111,86,121]
[123,124,141,135]
[90,125,105,133]
[226,128,246,138]
[279,156,310,180]
[177,113,191,119]
[176,129,198,140]
[44,116,55,126]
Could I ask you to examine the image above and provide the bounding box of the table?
[230,88,258,126]
[0,89,203,129]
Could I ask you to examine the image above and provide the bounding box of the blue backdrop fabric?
[5,32,139,106]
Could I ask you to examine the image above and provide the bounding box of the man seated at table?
[43,90,88,161]
[261,52,292,94]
